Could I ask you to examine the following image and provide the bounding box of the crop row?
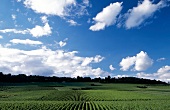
[1,87,170,102]
[0,101,111,110]
[38,90,154,101]
[0,100,170,110]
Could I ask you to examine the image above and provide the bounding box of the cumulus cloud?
[109,65,116,71]
[120,56,136,71]
[120,51,153,71]
[28,23,52,38]
[137,65,170,82]
[23,0,89,17]
[135,51,153,71]
[24,0,76,16]
[0,45,108,77]
[10,39,43,45]
[125,0,166,29]
[89,2,123,31]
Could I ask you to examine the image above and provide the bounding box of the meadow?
[0,82,170,110]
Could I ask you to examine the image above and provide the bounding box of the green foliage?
[0,82,170,109]
[0,101,169,110]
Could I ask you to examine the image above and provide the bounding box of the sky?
[0,0,170,82]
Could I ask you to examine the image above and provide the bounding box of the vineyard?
[0,82,170,109]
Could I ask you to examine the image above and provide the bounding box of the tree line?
[0,72,167,84]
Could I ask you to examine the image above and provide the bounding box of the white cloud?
[94,55,104,63]
[17,0,21,2]
[10,39,43,45]
[0,29,28,34]
[157,65,170,73]
[109,65,116,71]
[24,0,76,17]
[81,57,93,66]
[157,57,166,62]
[67,20,79,26]
[4,43,12,48]
[89,2,123,31]
[59,41,67,47]
[0,16,52,37]
[0,35,3,39]
[11,14,16,20]
[41,16,48,23]
[0,24,52,37]
[58,38,68,47]
[135,51,153,71]
[28,23,52,38]
[81,55,104,66]
[0,45,108,77]
[90,23,105,31]
[137,65,170,82]
[125,0,166,29]
[120,51,153,71]
[120,56,136,71]
[114,74,129,78]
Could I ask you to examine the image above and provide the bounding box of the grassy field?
[0,82,170,110]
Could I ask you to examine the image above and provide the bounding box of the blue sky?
[0,0,170,82]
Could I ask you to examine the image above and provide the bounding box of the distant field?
[0,82,170,110]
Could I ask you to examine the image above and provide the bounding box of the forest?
[0,72,166,84]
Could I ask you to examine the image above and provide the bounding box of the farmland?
[0,82,170,110]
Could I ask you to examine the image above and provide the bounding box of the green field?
[0,82,170,110]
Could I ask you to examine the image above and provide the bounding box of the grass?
[0,82,170,109]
